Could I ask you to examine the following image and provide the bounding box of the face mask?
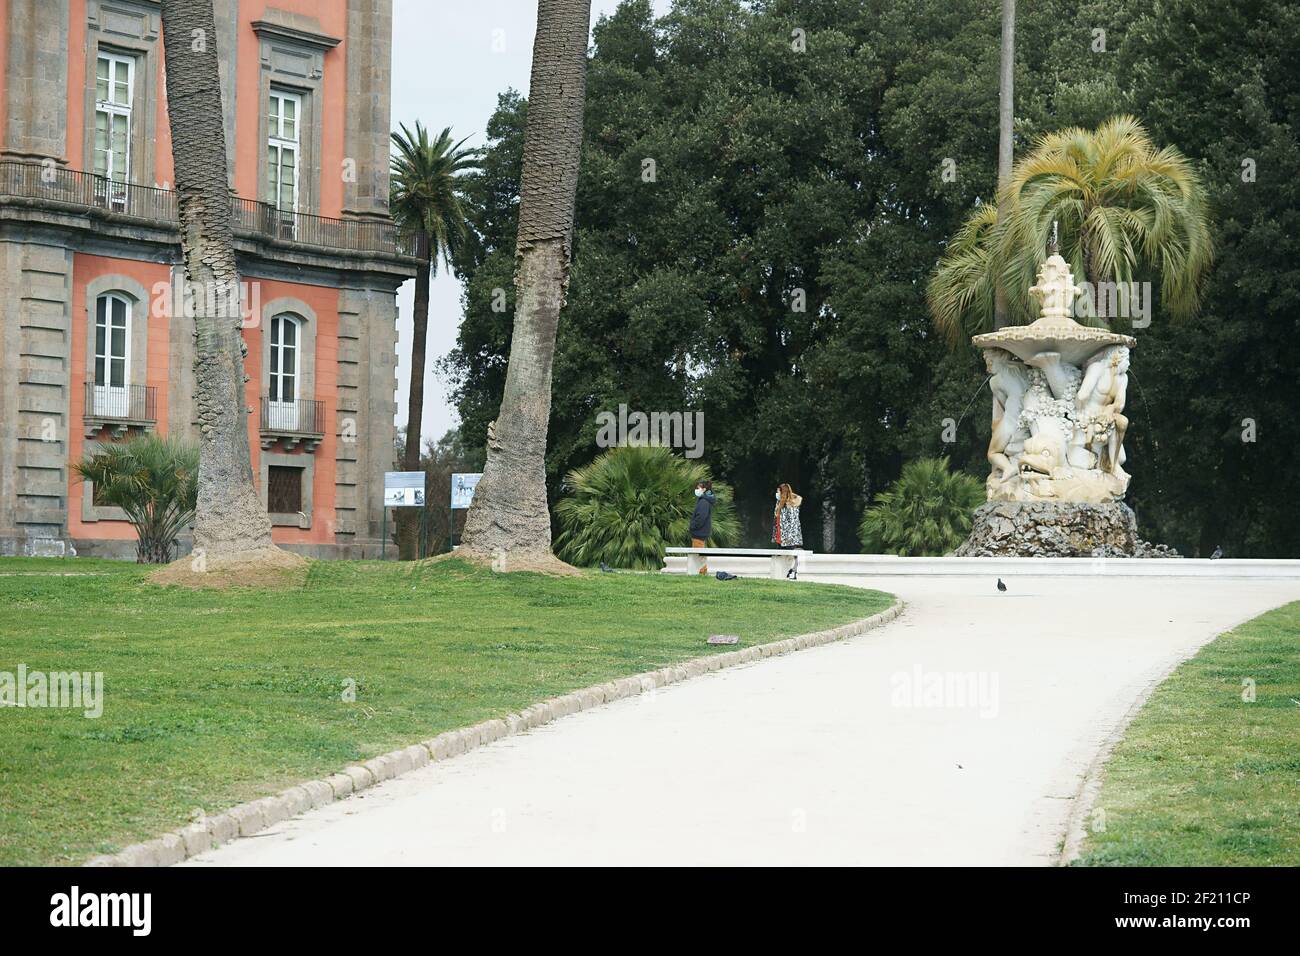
[695,488,704,498]
[775,492,781,500]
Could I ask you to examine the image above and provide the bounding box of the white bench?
[665,547,814,580]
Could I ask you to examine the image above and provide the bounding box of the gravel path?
[185,575,1300,866]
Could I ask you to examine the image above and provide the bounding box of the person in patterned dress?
[772,483,803,578]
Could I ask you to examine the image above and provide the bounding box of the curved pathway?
[186,575,1300,866]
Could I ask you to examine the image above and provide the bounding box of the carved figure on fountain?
[972,255,1136,506]
[984,348,1030,496]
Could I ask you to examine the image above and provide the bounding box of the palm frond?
[931,116,1213,344]
[390,120,483,276]
[927,203,1001,347]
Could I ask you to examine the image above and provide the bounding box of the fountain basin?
[972,321,1134,368]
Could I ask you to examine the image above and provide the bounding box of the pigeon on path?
[997,578,1007,592]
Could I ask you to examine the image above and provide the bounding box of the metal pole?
[381,507,386,560]
[994,0,1015,330]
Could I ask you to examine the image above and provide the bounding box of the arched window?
[267,313,301,430]
[92,292,131,417]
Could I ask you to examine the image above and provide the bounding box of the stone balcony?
[259,397,326,452]
[0,161,420,266]
[83,381,158,438]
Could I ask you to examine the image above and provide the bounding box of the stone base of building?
[0,532,78,558]
[953,500,1179,558]
[67,536,395,562]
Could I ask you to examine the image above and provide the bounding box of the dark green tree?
[1111,0,1300,556]
[447,0,1299,558]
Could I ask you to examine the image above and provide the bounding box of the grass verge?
[0,557,891,865]
[1074,600,1300,865]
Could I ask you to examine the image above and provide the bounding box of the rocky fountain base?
[953,501,1177,558]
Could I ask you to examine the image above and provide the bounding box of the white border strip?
[664,555,1300,579]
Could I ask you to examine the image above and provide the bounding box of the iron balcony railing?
[229,197,415,256]
[0,161,418,258]
[84,381,157,423]
[260,397,326,437]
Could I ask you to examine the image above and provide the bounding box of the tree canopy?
[446,0,1300,557]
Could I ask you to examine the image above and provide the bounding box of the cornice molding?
[250,18,342,52]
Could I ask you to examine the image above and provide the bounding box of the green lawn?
[1075,600,1300,866]
[0,557,891,866]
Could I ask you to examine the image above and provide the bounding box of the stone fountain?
[954,254,1160,557]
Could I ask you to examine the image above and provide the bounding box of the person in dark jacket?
[688,480,715,575]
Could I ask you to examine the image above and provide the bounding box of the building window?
[267,465,303,514]
[92,293,131,417]
[91,481,113,508]
[267,89,301,215]
[267,313,300,431]
[94,52,134,195]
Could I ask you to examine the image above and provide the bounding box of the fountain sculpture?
[954,254,1157,556]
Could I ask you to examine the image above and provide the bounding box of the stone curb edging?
[84,601,903,867]
[1054,668,1168,867]
[1054,605,1265,866]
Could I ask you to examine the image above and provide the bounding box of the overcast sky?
[390,0,674,449]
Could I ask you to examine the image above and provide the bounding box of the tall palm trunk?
[993,0,1015,329]
[398,230,432,559]
[460,0,591,562]
[160,0,275,561]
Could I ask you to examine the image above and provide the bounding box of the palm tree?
[554,446,739,570]
[74,435,199,564]
[460,0,592,566]
[159,0,281,567]
[930,116,1213,345]
[859,458,985,557]
[389,122,480,559]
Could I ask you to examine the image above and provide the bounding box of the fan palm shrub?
[73,434,199,564]
[554,445,738,570]
[929,116,1213,345]
[859,457,984,557]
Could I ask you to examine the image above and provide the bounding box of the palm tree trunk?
[460,0,591,562]
[398,232,432,560]
[160,0,275,562]
[1082,237,1104,324]
[139,533,173,565]
[993,0,1015,329]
